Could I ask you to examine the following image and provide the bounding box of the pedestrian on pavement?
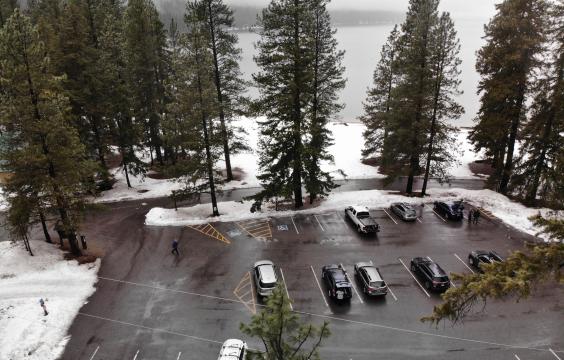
[468,209,473,224]
[171,239,179,256]
[473,209,480,224]
[39,298,48,316]
[419,203,424,218]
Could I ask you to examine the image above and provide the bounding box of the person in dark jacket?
[473,209,480,224]
[171,239,179,256]
[468,209,474,224]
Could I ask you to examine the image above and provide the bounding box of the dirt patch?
[137,189,149,193]
[361,157,380,167]
[146,170,169,180]
[221,167,245,182]
[63,252,99,264]
[105,152,122,169]
[469,160,494,177]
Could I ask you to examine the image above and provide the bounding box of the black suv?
[321,264,353,301]
[433,201,464,221]
[410,257,451,292]
[468,250,504,272]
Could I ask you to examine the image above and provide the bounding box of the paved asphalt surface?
[50,178,563,360]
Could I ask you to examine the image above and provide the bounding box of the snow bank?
[0,241,100,360]
[145,188,561,241]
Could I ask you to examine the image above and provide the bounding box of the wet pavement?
[59,197,563,360]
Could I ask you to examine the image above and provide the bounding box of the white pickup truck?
[345,206,380,234]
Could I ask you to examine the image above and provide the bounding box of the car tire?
[357,224,361,233]
[327,289,332,298]
[425,281,431,290]
[468,257,473,265]
[410,264,416,272]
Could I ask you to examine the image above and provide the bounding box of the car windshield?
[370,281,385,288]
[356,211,370,218]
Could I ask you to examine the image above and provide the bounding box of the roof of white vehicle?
[218,339,245,359]
[350,205,370,212]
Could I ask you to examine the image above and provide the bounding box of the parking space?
[61,201,564,360]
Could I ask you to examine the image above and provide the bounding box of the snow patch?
[0,241,100,360]
[145,188,562,242]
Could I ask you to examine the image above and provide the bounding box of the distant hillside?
[156,1,404,31]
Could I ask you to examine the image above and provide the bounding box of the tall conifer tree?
[0,10,96,255]
[469,0,547,194]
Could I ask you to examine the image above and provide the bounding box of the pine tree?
[97,0,147,188]
[420,12,463,196]
[510,1,564,208]
[124,0,168,166]
[303,0,345,204]
[240,285,330,359]
[0,10,96,255]
[169,1,222,216]
[469,0,548,194]
[254,0,314,208]
[0,0,17,27]
[195,0,248,182]
[360,25,400,169]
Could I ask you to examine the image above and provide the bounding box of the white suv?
[217,339,246,360]
[253,260,278,297]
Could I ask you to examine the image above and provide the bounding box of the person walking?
[171,239,179,256]
[468,209,473,225]
[418,203,424,218]
[473,209,480,224]
[39,298,48,316]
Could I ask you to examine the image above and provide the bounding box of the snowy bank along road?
[55,187,563,360]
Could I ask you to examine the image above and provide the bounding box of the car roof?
[325,265,347,280]
[218,339,245,359]
[363,266,383,282]
[255,261,277,283]
[351,205,369,213]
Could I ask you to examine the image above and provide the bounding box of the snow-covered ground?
[0,241,100,360]
[97,117,482,202]
[146,188,562,242]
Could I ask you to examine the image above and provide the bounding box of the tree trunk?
[207,0,233,182]
[291,0,304,209]
[123,161,132,188]
[39,209,52,243]
[195,51,219,217]
[499,92,526,194]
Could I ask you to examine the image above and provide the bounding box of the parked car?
[410,257,451,292]
[390,202,418,221]
[468,250,504,272]
[217,339,246,360]
[345,206,380,234]
[354,261,388,296]
[253,260,278,297]
[433,201,464,221]
[321,264,353,301]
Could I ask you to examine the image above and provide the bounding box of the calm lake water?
[237,19,487,127]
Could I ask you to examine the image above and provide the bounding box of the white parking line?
[132,349,139,360]
[177,352,182,360]
[291,216,299,234]
[417,218,423,223]
[550,348,562,360]
[88,346,100,360]
[314,215,325,231]
[398,258,431,298]
[514,355,521,360]
[310,266,329,307]
[341,264,364,304]
[382,209,398,224]
[280,267,293,311]
[432,209,447,222]
[336,211,347,225]
[387,285,398,301]
[454,253,475,274]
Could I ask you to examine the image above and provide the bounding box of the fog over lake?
[237,19,488,127]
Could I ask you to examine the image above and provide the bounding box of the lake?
[236,19,488,127]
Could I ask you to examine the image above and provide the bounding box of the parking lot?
[61,203,563,360]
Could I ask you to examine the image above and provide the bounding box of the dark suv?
[433,201,464,221]
[321,264,353,301]
[410,257,451,292]
[468,250,504,272]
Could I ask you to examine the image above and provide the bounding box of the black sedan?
[321,264,352,301]
[468,250,504,272]
[410,257,451,292]
[433,201,464,221]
